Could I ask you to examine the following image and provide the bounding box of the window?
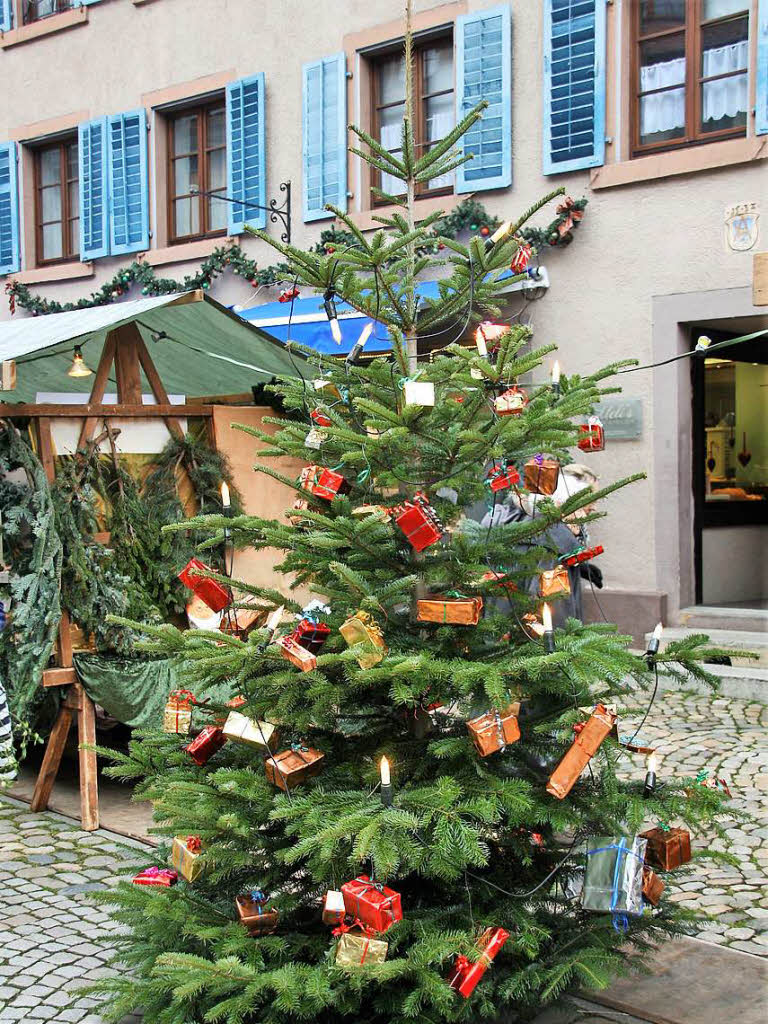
[34,138,79,265]
[22,0,74,25]
[370,33,454,202]
[168,101,227,243]
[632,1,749,156]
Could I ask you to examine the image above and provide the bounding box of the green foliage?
[90,43,733,1024]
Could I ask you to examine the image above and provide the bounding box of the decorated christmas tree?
[94,14,734,1023]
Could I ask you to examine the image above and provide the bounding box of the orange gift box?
[416,595,483,626]
[265,746,324,791]
[276,635,317,672]
[523,457,559,495]
[546,703,617,799]
[467,707,520,756]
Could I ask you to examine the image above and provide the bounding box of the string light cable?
[617,327,768,374]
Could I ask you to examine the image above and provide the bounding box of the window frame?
[33,136,79,268]
[20,0,74,26]
[166,98,228,246]
[369,30,454,206]
[630,0,750,158]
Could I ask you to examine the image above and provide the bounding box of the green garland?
[5,198,587,318]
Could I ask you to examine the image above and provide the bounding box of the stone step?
[644,626,768,667]
[677,605,768,634]
[657,662,768,700]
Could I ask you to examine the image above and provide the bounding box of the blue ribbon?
[249,889,267,915]
[586,839,644,921]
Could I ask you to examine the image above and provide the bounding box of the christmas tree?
[94,13,733,1023]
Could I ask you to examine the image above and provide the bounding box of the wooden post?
[30,705,74,813]
[77,684,99,831]
[77,334,117,452]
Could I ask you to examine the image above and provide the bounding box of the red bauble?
[480,226,490,237]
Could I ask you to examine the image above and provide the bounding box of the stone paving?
[0,795,143,1023]
[0,691,765,1022]
[619,690,768,957]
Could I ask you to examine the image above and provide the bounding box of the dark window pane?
[640,0,685,35]
[700,15,748,133]
[66,141,78,181]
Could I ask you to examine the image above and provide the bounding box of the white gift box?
[404,380,435,407]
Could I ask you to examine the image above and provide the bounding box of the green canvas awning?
[0,290,303,403]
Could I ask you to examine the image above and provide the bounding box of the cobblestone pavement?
[0,692,765,1021]
[619,690,768,957]
[0,795,143,1023]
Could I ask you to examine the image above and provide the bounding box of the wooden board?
[42,667,78,688]
[0,403,213,418]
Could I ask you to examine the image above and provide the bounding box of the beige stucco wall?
[2,0,767,619]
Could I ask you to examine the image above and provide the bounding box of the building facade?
[1,0,767,635]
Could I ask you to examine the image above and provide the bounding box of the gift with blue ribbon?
[582,835,647,927]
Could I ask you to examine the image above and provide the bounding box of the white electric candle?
[329,317,343,345]
[489,220,512,246]
[357,321,374,348]
[380,756,391,787]
[266,605,285,634]
[652,622,663,642]
[551,361,561,388]
[220,481,231,509]
[475,326,488,357]
[646,751,659,774]
[542,603,553,633]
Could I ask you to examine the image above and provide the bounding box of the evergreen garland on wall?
[4,198,586,318]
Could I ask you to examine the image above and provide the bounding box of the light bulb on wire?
[323,288,342,345]
[380,756,393,806]
[67,345,92,378]
[485,220,513,250]
[346,321,374,364]
[542,603,555,653]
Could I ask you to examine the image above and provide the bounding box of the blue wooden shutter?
[542,0,606,174]
[302,54,348,222]
[0,0,13,32]
[76,1,104,6]
[226,74,266,233]
[78,118,109,260]
[757,0,768,135]
[107,109,149,256]
[455,5,512,194]
[0,143,20,277]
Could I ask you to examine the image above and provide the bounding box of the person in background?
[480,463,602,627]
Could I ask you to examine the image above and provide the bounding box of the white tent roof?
[0,292,197,361]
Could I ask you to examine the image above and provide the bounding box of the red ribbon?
[332,918,377,938]
[185,836,202,853]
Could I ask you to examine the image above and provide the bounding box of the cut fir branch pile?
[90,15,736,1024]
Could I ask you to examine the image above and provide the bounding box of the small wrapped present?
[494,387,528,417]
[313,377,341,400]
[447,927,510,998]
[286,497,311,524]
[351,504,391,518]
[236,890,279,936]
[305,427,326,450]
[171,835,204,882]
[417,595,483,626]
[467,707,520,756]
[562,544,604,568]
[510,241,532,274]
[341,876,402,934]
[546,703,617,800]
[582,836,646,916]
[523,456,560,495]
[394,495,443,552]
[639,826,691,871]
[335,926,388,966]
[686,770,732,799]
[478,569,518,593]
[178,558,230,613]
[222,711,278,751]
[265,745,325,791]
[276,634,317,672]
[299,465,351,501]
[310,408,332,428]
[474,322,509,355]
[292,618,331,655]
[323,889,346,925]
[132,866,178,887]
[487,464,521,492]
[539,567,571,598]
[403,380,435,408]
[578,416,605,452]
[642,865,664,906]
[339,611,387,669]
[163,689,194,735]
[185,725,227,766]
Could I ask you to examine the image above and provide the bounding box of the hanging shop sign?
[593,399,643,441]
[724,202,759,253]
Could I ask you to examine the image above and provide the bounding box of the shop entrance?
[692,325,768,607]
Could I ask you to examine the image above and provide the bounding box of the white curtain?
[640,40,747,136]
[426,110,455,191]
[379,122,403,196]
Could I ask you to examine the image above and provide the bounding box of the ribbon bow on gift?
[169,689,195,708]
[185,836,202,853]
[696,770,709,784]
[248,889,268,915]
[138,866,178,882]
[332,918,377,938]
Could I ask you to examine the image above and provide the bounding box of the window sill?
[343,192,465,232]
[13,262,94,285]
[0,6,87,49]
[590,135,768,190]
[143,236,235,267]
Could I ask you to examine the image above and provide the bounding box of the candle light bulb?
[346,321,374,364]
[475,325,488,357]
[652,622,663,642]
[380,756,391,787]
[329,317,343,345]
[646,752,659,774]
[220,481,231,509]
[265,605,284,635]
[542,603,553,633]
[552,361,561,386]
[486,220,512,249]
[644,750,659,798]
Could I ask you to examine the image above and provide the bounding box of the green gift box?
[582,836,647,916]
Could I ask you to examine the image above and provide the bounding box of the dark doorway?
[691,326,768,607]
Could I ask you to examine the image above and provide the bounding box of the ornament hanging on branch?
[299,465,352,501]
[394,494,443,552]
[539,567,571,599]
[163,689,194,734]
[265,744,324,790]
[561,544,604,568]
[132,866,178,887]
[510,241,533,274]
[578,416,606,452]
[276,634,317,671]
[322,889,346,925]
[487,463,522,492]
[340,875,402,933]
[582,835,646,918]
[236,890,279,936]
[467,707,520,756]
[447,927,510,998]
[546,704,617,799]
[185,725,227,766]
[416,594,483,626]
[494,387,528,417]
[178,559,231,613]
[339,610,387,668]
[639,826,691,871]
[523,456,560,495]
[334,923,389,966]
[171,835,204,882]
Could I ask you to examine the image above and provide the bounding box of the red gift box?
[578,416,605,452]
[299,465,351,501]
[447,927,510,998]
[185,725,227,766]
[292,618,331,655]
[562,544,603,568]
[132,866,178,887]
[488,465,521,492]
[310,408,332,428]
[394,496,443,552]
[178,558,231,613]
[341,876,402,934]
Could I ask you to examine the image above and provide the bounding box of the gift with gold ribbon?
[339,610,387,668]
[333,921,388,966]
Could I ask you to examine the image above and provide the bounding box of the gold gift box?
[163,702,192,735]
[171,836,204,882]
[335,929,388,966]
[539,567,571,598]
[339,611,387,669]
[222,710,278,751]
